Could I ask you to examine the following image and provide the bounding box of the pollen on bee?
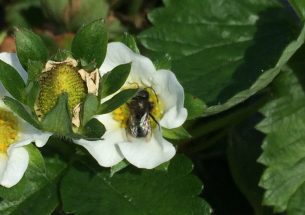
[0,108,19,154]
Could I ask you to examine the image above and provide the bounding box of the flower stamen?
[0,108,19,154]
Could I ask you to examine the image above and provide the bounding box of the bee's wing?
[140,112,153,141]
[139,112,150,129]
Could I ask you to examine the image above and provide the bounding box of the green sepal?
[121,33,140,53]
[162,126,191,140]
[100,63,131,98]
[15,28,48,71]
[83,118,106,139]
[3,96,40,129]
[82,94,99,126]
[0,59,25,102]
[81,61,98,72]
[184,93,207,120]
[51,50,73,62]
[25,144,46,172]
[27,60,44,81]
[25,81,40,109]
[110,160,129,177]
[98,89,138,114]
[41,93,72,135]
[71,19,108,69]
[155,161,170,171]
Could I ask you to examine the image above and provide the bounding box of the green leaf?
[100,63,131,98]
[162,126,191,140]
[5,1,44,28]
[121,33,140,54]
[256,63,305,213]
[3,96,40,129]
[153,53,172,70]
[0,60,25,101]
[83,118,105,139]
[184,93,207,120]
[41,0,109,31]
[98,89,138,114]
[71,19,108,68]
[41,93,72,135]
[289,0,305,21]
[61,155,212,215]
[0,144,67,215]
[205,24,305,116]
[40,0,68,25]
[15,28,48,70]
[139,0,303,116]
[227,117,272,215]
[82,94,99,126]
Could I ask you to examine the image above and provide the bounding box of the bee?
[126,88,158,138]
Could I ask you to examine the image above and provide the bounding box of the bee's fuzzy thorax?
[112,87,163,137]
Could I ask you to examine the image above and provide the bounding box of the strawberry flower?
[0,52,51,187]
[76,42,187,169]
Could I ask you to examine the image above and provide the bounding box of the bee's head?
[136,89,149,99]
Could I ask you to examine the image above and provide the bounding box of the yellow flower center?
[112,88,163,129]
[37,64,87,115]
[0,108,19,154]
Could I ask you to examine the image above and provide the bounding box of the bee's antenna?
[149,113,160,130]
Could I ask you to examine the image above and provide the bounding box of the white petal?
[32,132,52,147]
[100,42,134,74]
[95,113,120,130]
[100,42,156,87]
[0,53,27,81]
[11,138,33,148]
[0,153,8,182]
[13,120,37,147]
[74,129,125,167]
[0,146,29,188]
[18,117,52,147]
[127,51,156,87]
[118,130,176,169]
[152,69,187,129]
[24,130,52,148]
